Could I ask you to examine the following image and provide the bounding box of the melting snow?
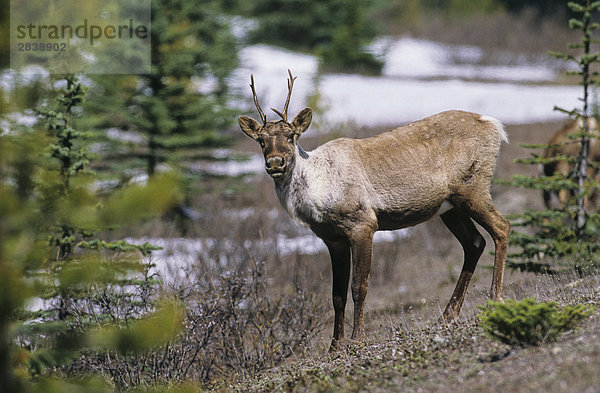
[201,154,264,176]
[372,37,558,82]
[235,37,581,127]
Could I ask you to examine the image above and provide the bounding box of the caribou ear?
[292,108,312,135]
[238,116,262,139]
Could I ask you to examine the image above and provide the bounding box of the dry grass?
[214,270,600,393]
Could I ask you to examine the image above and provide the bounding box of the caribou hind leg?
[440,208,487,321]
[460,195,510,303]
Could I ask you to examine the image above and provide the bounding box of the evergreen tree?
[503,0,600,272]
[319,0,384,74]
[0,74,183,391]
[84,0,239,178]
[248,0,383,74]
[498,0,572,17]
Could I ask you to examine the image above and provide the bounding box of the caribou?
[543,117,600,209]
[238,70,510,350]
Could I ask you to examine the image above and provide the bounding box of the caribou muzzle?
[265,155,286,178]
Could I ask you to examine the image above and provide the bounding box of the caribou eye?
[258,138,265,148]
[288,135,295,143]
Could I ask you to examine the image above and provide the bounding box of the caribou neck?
[274,144,314,223]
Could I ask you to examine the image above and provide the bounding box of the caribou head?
[238,70,312,182]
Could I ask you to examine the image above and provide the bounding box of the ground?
[215,272,600,393]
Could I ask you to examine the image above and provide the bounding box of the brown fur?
[238,72,510,351]
[543,118,600,208]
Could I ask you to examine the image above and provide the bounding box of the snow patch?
[372,37,557,82]
[201,154,264,176]
[128,228,410,284]
[234,38,580,127]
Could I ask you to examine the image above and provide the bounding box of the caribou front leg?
[326,239,351,351]
[348,225,376,340]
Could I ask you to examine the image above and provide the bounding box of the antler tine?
[250,74,267,125]
[271,69,297,123]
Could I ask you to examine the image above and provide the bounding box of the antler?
[250,74,267,125]
[272,69,297,123]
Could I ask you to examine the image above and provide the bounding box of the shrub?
[478,297,593,346]
[69,248,328,389]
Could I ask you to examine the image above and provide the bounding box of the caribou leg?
[440,208,486,321]
[463,197,510,303]
[348,226,375,340]
[326,239,351,351]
